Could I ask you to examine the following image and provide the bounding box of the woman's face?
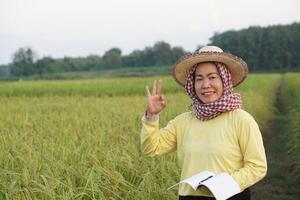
[194,62,224,103]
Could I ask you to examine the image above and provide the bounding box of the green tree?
[103,48,122,67]
[11,47,37,76]
[208,22,300,72]
[85,54,103,70]
[170,46,186,63]
[62,57,76,71]
[122,50,145,67]
[35,56,57,74]
[0,64,11,77]
[143,46,155,66]
[152,41,173,65]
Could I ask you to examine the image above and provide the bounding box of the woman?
[141,46,267,199]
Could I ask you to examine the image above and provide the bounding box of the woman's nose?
[202,79,210,88]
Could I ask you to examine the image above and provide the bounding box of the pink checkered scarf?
[184,62,242,121]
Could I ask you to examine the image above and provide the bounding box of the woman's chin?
[199,96,219,103]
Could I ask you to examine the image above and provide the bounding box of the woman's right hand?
[145,80,167,117]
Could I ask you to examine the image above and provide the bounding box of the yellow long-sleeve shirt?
[141,109,267,197]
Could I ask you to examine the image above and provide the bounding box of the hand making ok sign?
[145,80,167,117]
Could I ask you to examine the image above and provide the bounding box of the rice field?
[0,73,292,199]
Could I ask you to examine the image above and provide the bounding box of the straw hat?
[172,46,248,87]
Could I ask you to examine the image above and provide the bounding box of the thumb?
[161,95,167,106]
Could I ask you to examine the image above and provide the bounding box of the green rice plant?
[236,74,280,129]
[0,94,189,199]
[0,74,279,100]
[280,73,300,180]
[0,76,182,97]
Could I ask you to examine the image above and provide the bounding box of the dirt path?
[251,76,299,199]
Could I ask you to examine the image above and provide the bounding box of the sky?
[0,0,299,65]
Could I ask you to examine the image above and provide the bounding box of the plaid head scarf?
[184,62,242,121]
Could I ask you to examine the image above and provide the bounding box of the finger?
[157,80,163,96]
[161,100,166,107]
[145,85,151,97]
[161,95,167,107]
[152,80,157,95]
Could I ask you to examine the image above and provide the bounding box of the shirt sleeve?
[141,115,178,156]
[231,112,268,191]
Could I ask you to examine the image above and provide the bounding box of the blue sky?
[0,0,299,64]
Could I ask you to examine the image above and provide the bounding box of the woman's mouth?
[201,91,216,96]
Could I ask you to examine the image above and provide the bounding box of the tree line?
[0,22,299,78]
[0,41,186,77]
[208,22,300,72]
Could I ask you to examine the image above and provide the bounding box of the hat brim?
[172,52,248,87]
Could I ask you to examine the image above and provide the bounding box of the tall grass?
[236,74,280,129]
[280,73,300,181]
[0,74,280,199]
